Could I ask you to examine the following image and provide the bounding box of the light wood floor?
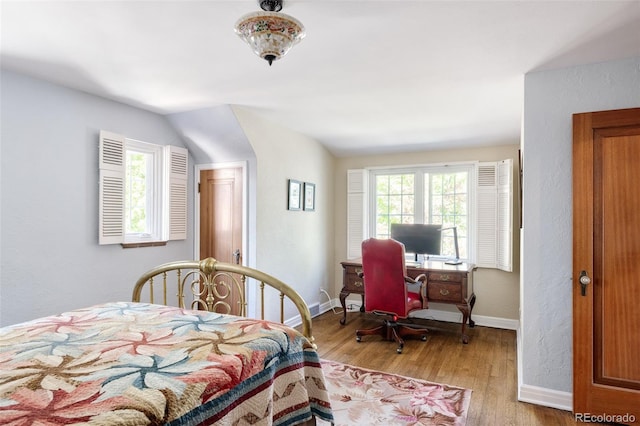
[306,309,582,426]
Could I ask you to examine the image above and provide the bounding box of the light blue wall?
[521,56,640,393]
[167,106,259,273]
[0,70,335,328]
[0,70,194,325]
[233,106,336,323]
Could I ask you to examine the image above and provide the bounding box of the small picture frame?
[304,182,316,211]
[288,179,302,211]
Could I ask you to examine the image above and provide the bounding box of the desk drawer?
[427,282,462,302]
[428,272,463,283]
[343,265,364,293]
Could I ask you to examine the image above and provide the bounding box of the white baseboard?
[330,298,520,330]
[410,308,520,330]
[518,384,572,411]
[318,300,357,315]
[516,325,573,412]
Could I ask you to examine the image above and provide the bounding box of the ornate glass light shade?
[234,4,305,66]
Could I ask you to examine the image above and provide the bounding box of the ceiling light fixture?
[234,0,305,66]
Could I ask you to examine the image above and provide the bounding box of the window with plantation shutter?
[98,130,189,246]
[348,160,512,270]
[368,165,472,262]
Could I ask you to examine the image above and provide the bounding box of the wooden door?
[200,167,244,315]
[573,108,640,423]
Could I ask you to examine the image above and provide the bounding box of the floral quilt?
[0,302,333,425]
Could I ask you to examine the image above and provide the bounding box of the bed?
[0,258,334,425]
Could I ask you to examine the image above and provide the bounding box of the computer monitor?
[390,223,442,261]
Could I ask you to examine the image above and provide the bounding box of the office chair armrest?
[404,274,426,284]
[405,274,428,308]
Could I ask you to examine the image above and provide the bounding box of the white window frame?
[368,163,476,263]
[124,139,163,243]
[99,130,188,246]
[347,159,512,272]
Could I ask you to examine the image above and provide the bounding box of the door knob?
[579,270,591,296]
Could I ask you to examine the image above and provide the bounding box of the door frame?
[194,161,248,265]
[573,108,640,421]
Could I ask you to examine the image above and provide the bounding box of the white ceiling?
[2,0,639,156]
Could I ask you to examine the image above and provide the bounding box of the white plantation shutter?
[476,163,497,267]
[166,145,188,240]
[476,160,512,271]
[497,160,513,271]
[99,130,189,245]
[99,131,125,244]
[347,169,368,259]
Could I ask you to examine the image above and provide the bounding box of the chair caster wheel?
[397,347,403,354]
[421,335,427,341]
[356,336,361,342]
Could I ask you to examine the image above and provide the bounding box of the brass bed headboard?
[132,257,315,347]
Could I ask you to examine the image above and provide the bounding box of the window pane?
[442,173,455,193]
[377,176,389,194]
[425,171,468,258]
[374,173,415,238]
[372,166,472,261]
[402,195,414,215]
[376,215,389,237]
[126,150,151,234]
[388,175,403,194]
[376,195,389,216]
[388,195,402,215]
[432,174,443,194]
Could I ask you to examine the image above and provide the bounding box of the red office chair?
[355,238,428,353]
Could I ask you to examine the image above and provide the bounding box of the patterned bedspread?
[0,302,333,425]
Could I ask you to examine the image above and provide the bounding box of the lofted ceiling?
[1,0,639,157]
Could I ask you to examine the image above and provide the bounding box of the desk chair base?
[355,318,428,354]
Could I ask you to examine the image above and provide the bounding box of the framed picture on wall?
[304,182,316,211]
[288,179,302,211]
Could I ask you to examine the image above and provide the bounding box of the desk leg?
[468,293,476,328]
[456,293,476,344]
[339,291,349,325]
[339,292,366,325]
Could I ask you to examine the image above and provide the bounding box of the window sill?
[121,241,167,249]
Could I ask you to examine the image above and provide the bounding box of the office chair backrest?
[361,238,410,317]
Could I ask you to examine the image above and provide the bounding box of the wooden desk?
[340,259,477,343]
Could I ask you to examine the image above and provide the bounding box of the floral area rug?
[318,360,472,426]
